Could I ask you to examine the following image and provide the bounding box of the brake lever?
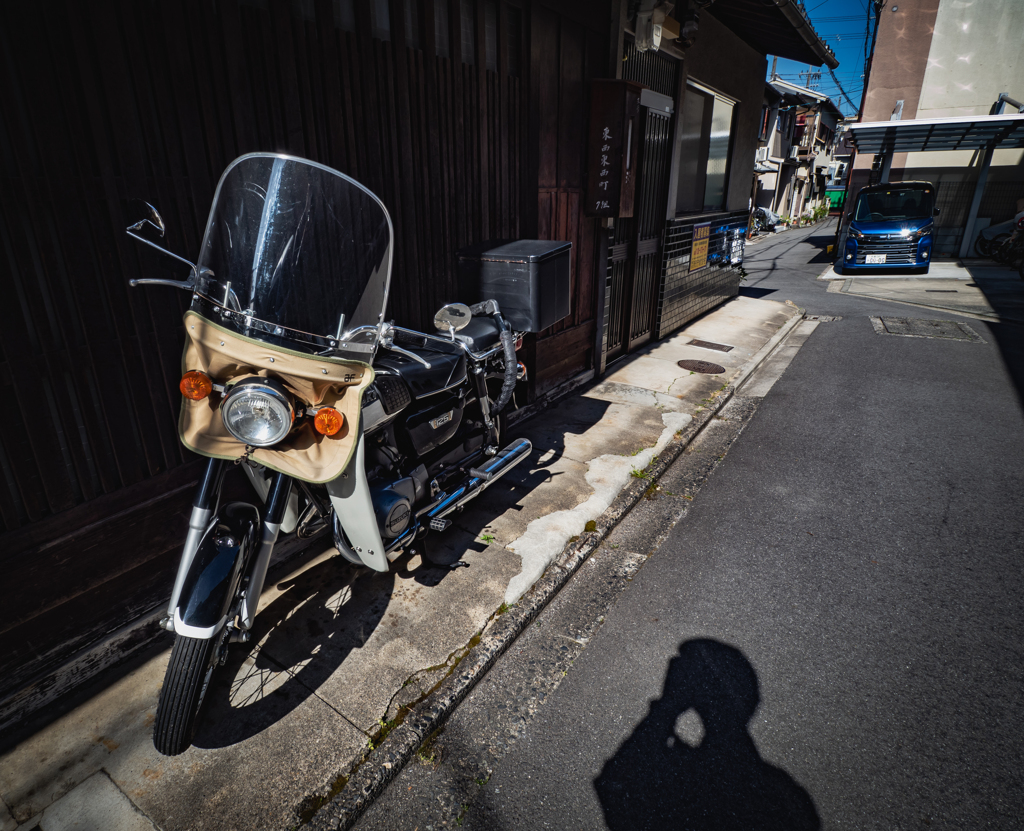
[128,277,195,290]
[384,341,432,369]
[379,324,431,369]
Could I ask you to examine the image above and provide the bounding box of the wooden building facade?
[0,0,836,726]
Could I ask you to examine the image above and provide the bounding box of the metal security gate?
[606,102,674,360]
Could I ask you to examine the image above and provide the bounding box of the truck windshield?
[853,188,933,222]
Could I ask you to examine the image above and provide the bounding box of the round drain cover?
[677,359,725,374]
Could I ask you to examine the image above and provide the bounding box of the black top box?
[456,240,572,333]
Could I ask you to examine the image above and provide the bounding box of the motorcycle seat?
[454,317,502,353]
[375,342,467,400]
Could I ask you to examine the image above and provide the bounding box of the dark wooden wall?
[0,0,527,532]
[528,3,608,394]
[0,0,618,707]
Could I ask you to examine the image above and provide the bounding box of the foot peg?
[429,517,452,531]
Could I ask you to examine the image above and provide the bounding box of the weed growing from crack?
[296,774,351,825]
[415,727,445,768]
[630,468,647,479]
[479,533,496,544]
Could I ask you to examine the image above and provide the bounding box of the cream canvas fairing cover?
[179,312,373,483]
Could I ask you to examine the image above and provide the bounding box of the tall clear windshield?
[195,154,392,356]
[854,187,934,222]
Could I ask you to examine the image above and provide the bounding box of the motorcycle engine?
[369,467,428,539]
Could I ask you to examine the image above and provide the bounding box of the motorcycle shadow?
[192,549,396,749]
[439,395,614,554]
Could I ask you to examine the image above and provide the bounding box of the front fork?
[166,458,227,620]
[238,472,292,630]
[164,457,293,636]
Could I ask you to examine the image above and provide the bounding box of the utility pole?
[771,55,778,80]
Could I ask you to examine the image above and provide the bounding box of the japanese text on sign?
[690,222,711,272]
[596,126,614,198]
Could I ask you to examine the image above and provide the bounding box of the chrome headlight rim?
[221,377,294,447]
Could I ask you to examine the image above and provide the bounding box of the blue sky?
[766,0,876,117]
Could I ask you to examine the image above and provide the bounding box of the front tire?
[153,633,220,755]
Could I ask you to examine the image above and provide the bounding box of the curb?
[307,307,806,831]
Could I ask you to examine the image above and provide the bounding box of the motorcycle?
[127,153,566,755]
[751,206,780,234]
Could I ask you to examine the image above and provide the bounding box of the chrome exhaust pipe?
[426,438,532,523]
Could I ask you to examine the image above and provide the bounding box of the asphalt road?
[353,223,1024,830]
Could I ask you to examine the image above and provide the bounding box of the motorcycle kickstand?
[410,535,469,570]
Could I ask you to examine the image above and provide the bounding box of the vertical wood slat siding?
[0,0,524,537]
[531,7,608,393]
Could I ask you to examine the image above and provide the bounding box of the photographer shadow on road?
[594,638,820,831]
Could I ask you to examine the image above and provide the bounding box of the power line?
[827,64,860,113]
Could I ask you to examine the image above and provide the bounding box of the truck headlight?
[222,378,294,447]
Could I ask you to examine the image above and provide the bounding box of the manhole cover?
[678,359,726,374]
[688,339,734,352]
[869,316,985,343]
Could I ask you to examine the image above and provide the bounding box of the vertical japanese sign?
[690,222,711,271]
[586,80,642,218]
[594,126,616,214]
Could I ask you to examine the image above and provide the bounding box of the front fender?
[174,502,260,638]
[325,432,388,572]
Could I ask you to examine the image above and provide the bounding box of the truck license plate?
[866,254,886,264]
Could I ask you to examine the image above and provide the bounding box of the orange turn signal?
[313,407,344,436]
[180,370,213,401]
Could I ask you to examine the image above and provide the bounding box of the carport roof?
[846,114,1024,153]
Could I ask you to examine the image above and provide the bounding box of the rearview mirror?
[127,199,166,237]
[126,199,201,289]
[433,303,472,333]
[933,207,940,216]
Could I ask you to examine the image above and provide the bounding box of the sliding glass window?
[675,82,737,214]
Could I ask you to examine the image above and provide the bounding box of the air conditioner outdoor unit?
[755,147,769,162]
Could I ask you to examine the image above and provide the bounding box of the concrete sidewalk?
[0,296,802,831]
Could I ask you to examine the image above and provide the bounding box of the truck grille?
[855,234,917,265]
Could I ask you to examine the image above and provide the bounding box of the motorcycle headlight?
[222,378,294,447]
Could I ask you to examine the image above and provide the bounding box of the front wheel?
[153,633,221,755]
